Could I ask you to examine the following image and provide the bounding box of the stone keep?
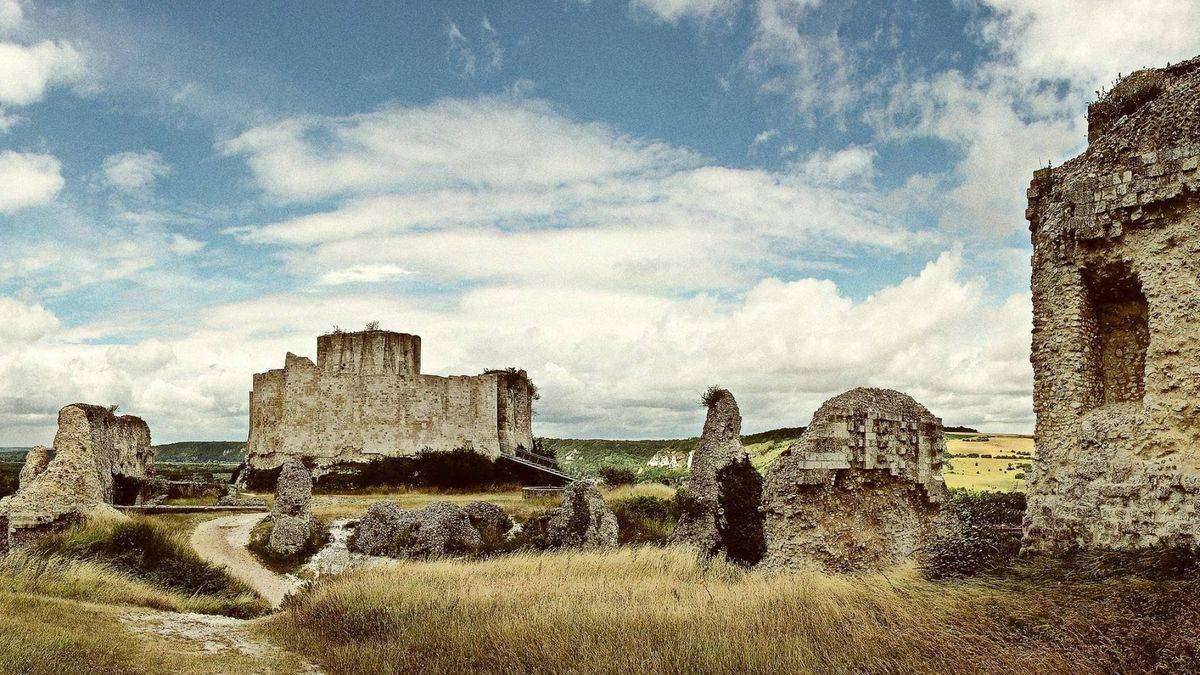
[0,404,153,553]
[245,330,535,478]
[1024,56,1200,552]
[761,388,947,572]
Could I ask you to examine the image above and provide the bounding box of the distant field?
[944,433,1035,492]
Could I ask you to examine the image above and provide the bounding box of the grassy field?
[265,545,1200,673]
[944,433,1035,492]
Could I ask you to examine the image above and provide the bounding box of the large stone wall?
[0,404,153,552]
[1024,56,1200,552]
[245,330,535,476]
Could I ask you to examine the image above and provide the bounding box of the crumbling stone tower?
[1024,56,1200,552]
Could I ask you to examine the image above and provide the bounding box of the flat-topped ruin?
[1024,56,1200,551]
[244,329,535,481]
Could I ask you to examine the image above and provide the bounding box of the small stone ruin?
[350,501,483,559]
[530,481,619,550]
[268,459,318,557]
[761,388,948,572]
[1024,55,1200,552]
[0,404,154,554]
[670,388,764,566]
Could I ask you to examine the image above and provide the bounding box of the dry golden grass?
[265,546,1200,674]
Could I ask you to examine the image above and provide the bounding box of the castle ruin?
[0,404,154,553]
[244,330,535,480]
[761,388,947,572]
[1024,57,1200,551]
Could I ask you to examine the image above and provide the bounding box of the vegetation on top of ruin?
[699,384,727,408]
[482,366,540,400]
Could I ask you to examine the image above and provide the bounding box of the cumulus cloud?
[977,0,1200,88]
[0,248,1031,444]
[102,150,172,193]
[0,150,63,212]
[0,40,83,106]
[631,0,740,23]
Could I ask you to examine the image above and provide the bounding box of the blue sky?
[1,0,1198,444]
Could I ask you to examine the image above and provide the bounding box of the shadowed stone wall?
[1024,56,1200,551]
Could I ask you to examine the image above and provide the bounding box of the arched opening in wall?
[110,474,144,505]
[1082,261,1149,408]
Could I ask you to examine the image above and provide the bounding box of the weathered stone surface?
[244,330,535,481]
[463,500,513,539]
[670,388,764,566]
[532,481,618,550]
[761,388,948,572]
[0,404,153,551]
[1024,56,1200,552]
[349,501,482,559]
[269,459,315,556]
[18,445,53,489]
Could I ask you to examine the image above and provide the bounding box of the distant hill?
[153,441,245,464]
[542,426,806,478]
[0,448,29,463]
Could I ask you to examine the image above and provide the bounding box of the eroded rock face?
[532,481,618,550]
[0,404,153,551]
[1024,56,1200,552]
[761,388,948,572]
[670,389,764,566]
[463,500,513,540]
[18,446,53,490]
[349,501,482,559]
[269,459,316,557]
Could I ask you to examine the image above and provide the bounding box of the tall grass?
[267,546,1200,673]
[0,592,148,674]
[27,515,270,617]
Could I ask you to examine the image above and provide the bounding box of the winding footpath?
[190,512,301,608]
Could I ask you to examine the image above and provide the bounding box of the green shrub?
[636,466,687,486]
[598,465,636,486]
[921,490,1026,580]
[610,495,678,546]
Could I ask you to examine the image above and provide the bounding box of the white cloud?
[977,0,1200,89]
[102,150,172,193]
[167,233,204,255]
[745,0,854,117]
[0,40,83,106]
[480,17,503,72]
[318,264,412,286]
[0,0,22,35]
[631,0,739,23]
[0,150,63,212]
[224,96,932,293]
[447,22,475,77]
[796,146,876,184]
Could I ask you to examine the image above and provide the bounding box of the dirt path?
[190,513,300,608]
[120,608,322,673]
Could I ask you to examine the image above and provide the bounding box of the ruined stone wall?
[0,404,153,551]
[761,388,947,572]
[246,331,535,474]
[1024,56,1200,552]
